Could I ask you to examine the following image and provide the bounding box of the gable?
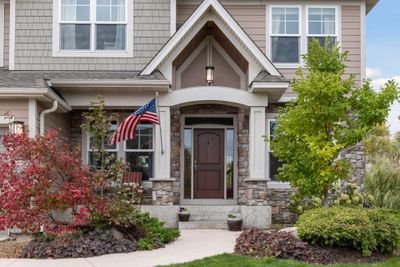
[140,0,282,85]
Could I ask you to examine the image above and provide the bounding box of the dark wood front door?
[193,129,225,199]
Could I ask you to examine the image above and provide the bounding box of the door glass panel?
[226,129,234,199]
[184,129,192,199]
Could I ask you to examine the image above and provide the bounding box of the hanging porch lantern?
[206,66,214,86]
[9,121,24,135]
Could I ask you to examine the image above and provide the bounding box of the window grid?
[124,124,155,181]
[307,7,337,36]
[269,6,301,64]
[59,0,127,52]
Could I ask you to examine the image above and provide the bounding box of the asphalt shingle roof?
[0,69,166,88]
[253,70,289,83]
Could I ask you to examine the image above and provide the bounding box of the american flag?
[110,98,159,144]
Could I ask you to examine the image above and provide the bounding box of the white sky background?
[366,67,400,134]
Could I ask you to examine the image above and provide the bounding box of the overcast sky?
[366,0,400,133]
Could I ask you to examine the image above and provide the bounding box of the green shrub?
[297,207,400,256]
[137,213,180,250]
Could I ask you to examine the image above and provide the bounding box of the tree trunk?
[323,189,330,207]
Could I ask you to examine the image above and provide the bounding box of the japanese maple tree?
[0,131,101,234]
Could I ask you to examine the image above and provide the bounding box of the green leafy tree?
[269,39,399,206]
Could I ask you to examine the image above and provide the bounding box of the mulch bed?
[0,240,29,258]
[235,229,389,265]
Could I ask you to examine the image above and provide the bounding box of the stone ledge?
[243,179,268,182]
[150,178,176,182]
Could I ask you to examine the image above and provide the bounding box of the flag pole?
[156,92,164,155]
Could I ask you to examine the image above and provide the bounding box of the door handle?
[194,160,198,173]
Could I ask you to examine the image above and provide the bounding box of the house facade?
[0,0,377,228]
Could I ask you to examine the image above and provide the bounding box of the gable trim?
[140,0,281,77]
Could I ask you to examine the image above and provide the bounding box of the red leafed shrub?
[0,131,101,234]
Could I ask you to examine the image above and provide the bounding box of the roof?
[0,69,166,88]
[253,71,289,83]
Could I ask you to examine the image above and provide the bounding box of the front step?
[179,220,228,230]
[189,212,228,221]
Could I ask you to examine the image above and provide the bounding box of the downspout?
[39,100,58,135]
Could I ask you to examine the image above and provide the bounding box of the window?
[55,0,132,57]
[0,127,8,153]
[270,7,300,64]
[307,7,337,47]
[88,120,118,168]
[125,123,154,181]
[267,119,282,180]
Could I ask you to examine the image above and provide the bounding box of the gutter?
[0,87,71,112]
[49,79,171,89]
[39,100,58,135]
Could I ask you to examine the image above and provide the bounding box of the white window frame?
[266,3,341,69]
[265,115,290,189]
[306,5,340,50]
[87,120,119,167]
[52,0,133,58]
[123,123,155,181]
[268,5,302,68]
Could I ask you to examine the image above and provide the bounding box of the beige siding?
[177,4,266,52]
[0,99,29,126]
[38,103,71,140]
[342,5,362,84]
[3,3,9,67]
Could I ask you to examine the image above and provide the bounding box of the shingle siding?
[14,0,170,71]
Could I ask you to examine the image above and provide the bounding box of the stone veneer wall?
[267,189,297,224]
[340,143,365,186]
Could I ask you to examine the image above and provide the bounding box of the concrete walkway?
[0,230,239,267]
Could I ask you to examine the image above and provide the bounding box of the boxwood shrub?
[296,207,400,256]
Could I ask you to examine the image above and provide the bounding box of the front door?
[193,129,225,199]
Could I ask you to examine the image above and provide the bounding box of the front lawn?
[162,254,400,267]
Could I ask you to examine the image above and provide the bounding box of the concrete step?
[179,220,228,230]
[179,205,240,214]
[189,212,228,221]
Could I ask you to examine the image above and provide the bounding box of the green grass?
[160,253,400,267]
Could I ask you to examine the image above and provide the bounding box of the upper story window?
[54,0,133,57]
[270,6,301,64]
[307,7,338,47]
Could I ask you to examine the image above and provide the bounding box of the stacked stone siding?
[340,143,365,185]
[267,189,297,224]
[239,181,268,206]
[152,181,174,206]
[14,0,170,71]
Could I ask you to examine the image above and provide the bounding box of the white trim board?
[8,0,14,70]
[140,0,281,79]
[0,3,4,67]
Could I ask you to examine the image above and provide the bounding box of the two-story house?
[0,0,378,229]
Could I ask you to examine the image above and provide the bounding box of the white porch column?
[28,98,37,138]
[249,107,266,180]
[153,106,171,179]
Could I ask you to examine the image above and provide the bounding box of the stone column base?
[238,179,268,206]
[151,180,174,206]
